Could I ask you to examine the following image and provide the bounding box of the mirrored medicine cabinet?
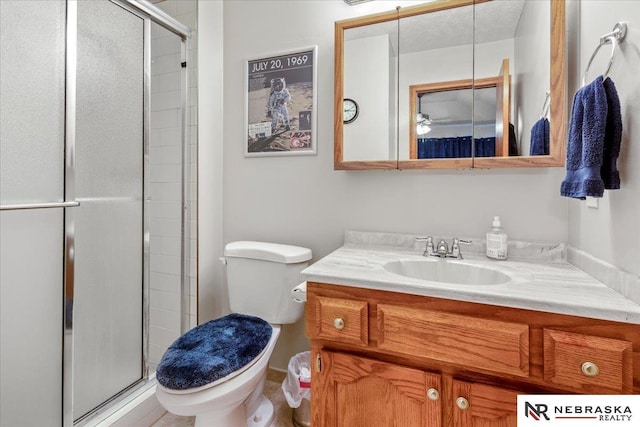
[334,0,567,170]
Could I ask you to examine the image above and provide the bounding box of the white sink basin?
[383,259,510,285]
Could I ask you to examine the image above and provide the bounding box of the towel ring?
[582,36,618,86]
[540,92,550,119]
[582,22,627,87]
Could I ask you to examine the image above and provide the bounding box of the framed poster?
[245,46,317,157]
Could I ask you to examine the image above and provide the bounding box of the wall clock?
[343,98,359,124]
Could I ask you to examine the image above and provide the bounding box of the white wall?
[344,34,391,160]
[197,0,568,371]
[197,0,224,323]
[388,39,397,159]
[568,0,640,277]
[514,0,551,156]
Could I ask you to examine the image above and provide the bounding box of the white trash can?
[282,351,311,427]
[292,398,310,427]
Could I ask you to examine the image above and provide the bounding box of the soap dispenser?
[486,216,508,260]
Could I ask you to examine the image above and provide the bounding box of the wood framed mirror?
[334,0,566,170]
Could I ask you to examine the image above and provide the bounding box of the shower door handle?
[0,201,80,211]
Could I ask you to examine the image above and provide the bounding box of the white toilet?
[155,241,311,427]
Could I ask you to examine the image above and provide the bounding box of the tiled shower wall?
[148,0,197,371]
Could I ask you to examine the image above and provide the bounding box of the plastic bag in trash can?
[282,351,311,408]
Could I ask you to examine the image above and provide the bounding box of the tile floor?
[151,370,296,427]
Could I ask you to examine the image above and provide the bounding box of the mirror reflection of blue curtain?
[475,137,496,157]
[418,136,496,159]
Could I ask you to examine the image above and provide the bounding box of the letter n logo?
[524,402,550,421]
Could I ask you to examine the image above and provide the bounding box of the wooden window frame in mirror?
[410,68,511,169]
[334,0,566,171]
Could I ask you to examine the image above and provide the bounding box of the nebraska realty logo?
[517,395,639,426]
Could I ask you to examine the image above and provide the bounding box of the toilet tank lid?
[224,241,312,264]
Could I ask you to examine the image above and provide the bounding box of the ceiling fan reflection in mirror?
[416,94,432,136]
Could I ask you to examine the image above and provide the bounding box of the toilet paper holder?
[291,281,307,303]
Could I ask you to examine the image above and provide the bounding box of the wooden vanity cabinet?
[306,282,639,427]
[314,350,442,427]
[452,380,519,427]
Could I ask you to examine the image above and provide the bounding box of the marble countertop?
[301,232,640,324]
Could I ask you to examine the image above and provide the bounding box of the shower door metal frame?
[62,1,192,425]
[62,1,77,425]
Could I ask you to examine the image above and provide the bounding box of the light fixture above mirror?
[343,0,373,5]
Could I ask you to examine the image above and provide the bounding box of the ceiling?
[345,0,527,55]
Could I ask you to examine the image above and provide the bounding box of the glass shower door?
[0,2,66,425]
[1,0,192,424]
[73,0,145,420]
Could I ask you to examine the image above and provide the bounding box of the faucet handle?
[451,238,472,259]
[416,236,435,256]
[452,238,472,246]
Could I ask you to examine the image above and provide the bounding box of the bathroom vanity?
[302,233,640,427]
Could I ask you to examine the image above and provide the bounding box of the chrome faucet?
[435,239,449,256]
[416,236,472,259]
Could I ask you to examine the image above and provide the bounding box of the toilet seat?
[159,343,269,395]
[156,313,273,392]
[155,325,281,423]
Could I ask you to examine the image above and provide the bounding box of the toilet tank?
[224,241,312,324]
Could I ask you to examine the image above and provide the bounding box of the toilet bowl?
[155,241,311,427]
[156,325,281,427]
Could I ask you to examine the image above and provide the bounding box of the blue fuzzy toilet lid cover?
[156,313,272,391]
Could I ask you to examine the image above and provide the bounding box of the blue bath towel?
[529,118,549,156]
[156,313,272,390]
[601,77,622,189]
[560,76,608,199]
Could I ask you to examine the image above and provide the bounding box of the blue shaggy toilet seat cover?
[156,313,272,391]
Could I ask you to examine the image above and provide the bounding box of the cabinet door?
[452,380,518,427]
[313,349,441,427]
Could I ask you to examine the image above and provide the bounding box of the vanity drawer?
[543,329,633,393]
[311,296,368,346]
[377,304,529,377]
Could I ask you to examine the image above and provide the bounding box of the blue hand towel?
[602,77,622,189]
[529,118,549,156]
[560,76,608,199]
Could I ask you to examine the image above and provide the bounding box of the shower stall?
[0,1,197,425]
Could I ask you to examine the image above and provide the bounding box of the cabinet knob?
[456,397,469,410]
[427,388,440,401]
[333,317,345,330]
[581,361,599,377]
